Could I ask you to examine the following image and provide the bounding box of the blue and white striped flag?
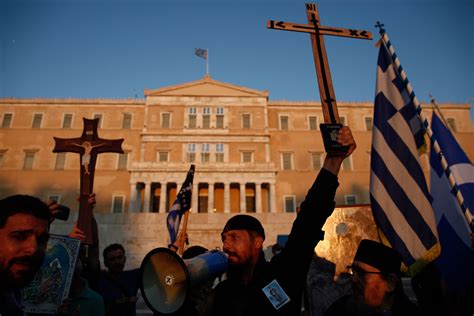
[370,44,439,274]
[430,112,474,289]
[166,165,195,245]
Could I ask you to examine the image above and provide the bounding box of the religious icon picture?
[262,279,291,310]
[19,235,81,314]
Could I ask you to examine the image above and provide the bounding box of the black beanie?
[354,239,402,275]
[222,215,265,240]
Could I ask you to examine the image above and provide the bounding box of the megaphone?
[139,247,228,314]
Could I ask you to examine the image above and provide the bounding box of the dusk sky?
[1,0,472,120]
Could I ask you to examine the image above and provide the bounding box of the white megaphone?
[139,247,228,314]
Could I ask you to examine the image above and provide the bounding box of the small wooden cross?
[53,118,124,245]
[268,3,372,124]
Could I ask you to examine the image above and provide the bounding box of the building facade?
[0,75,472,268]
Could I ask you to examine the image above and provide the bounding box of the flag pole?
[429,94,454,133]
[429,94,466,149]
[376,22,473,230]
[178,210,190,256]
[206,48,209,75]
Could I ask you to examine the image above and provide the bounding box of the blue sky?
[1,0,472,120]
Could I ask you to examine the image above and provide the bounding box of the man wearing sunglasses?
[325,239,419,316]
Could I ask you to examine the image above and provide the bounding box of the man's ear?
[253,236,264,249]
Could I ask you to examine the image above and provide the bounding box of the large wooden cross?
[53,118,124,245]
[268,3,372,124]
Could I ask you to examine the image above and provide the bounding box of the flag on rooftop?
[370,42,439,274]
[166,165,195,245]
[195,48,208,59]
[429,112,474,289]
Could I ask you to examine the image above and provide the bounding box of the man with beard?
[0,195,51,315]
[97,243,140,316]
[212,126,356,316]
[325,239,419,316]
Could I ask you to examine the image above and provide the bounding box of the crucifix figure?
[268,3,372,152]
[53,118,124,245]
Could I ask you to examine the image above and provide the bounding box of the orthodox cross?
[268,3,372,124]
[53,118,124,245]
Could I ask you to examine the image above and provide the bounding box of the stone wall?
[51,205,377,275]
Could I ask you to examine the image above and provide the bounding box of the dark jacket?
[325,293,420,316]
[212,169,339,315]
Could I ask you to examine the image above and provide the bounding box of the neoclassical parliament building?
[0,75,472,266]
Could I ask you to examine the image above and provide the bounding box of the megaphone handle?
[178,211,190,256]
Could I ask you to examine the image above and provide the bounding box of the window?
[202,108,211,128]
[23,151,36,170]
[216,107,224,128]
[93,114,103,128]
[365,117,373,131]
[242,151,253,163]
[215,143,224,162]
[48,195,61,203]
[55,153,66,170]
[1,113,13,128]
[284,196,296,213]
[242,114,251,129]
[447,118,457,132]
[308,116,318,130]
[161,113,171,128]
[345,195,357,205]
[117,152,128,170]
[311,152,323,170]
[188,108,197,128]
[0,150,6,167]
[339,116,346,126]
[158,151,169,162]
[32,114,43,128]
[112,196,125,213]
[122,113,132,129]
[342,157,352,171]
[187,144,196,162]
[201,143,210,162]
[62,114,73,128]
[246,195,255,213]
[280,115,289,130]
[282,153,293,170]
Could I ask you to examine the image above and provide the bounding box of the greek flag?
[195,48,208,59]
[370,45,439,273]
[430,113,474,289]
[166,165,195,245]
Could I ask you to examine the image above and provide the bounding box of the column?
[208,183,214,213]
[143,182,151,213]
[159,182,167,213]
[255,183,262,213]
[224,182,230,213]
[192,183,199,213]
[265,143,270,163]
[240,183,246,213]
[269,183,277,213]
[128,183,137,213]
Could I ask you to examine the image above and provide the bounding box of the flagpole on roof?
[376,22,473,231]
[206,48,209,75]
